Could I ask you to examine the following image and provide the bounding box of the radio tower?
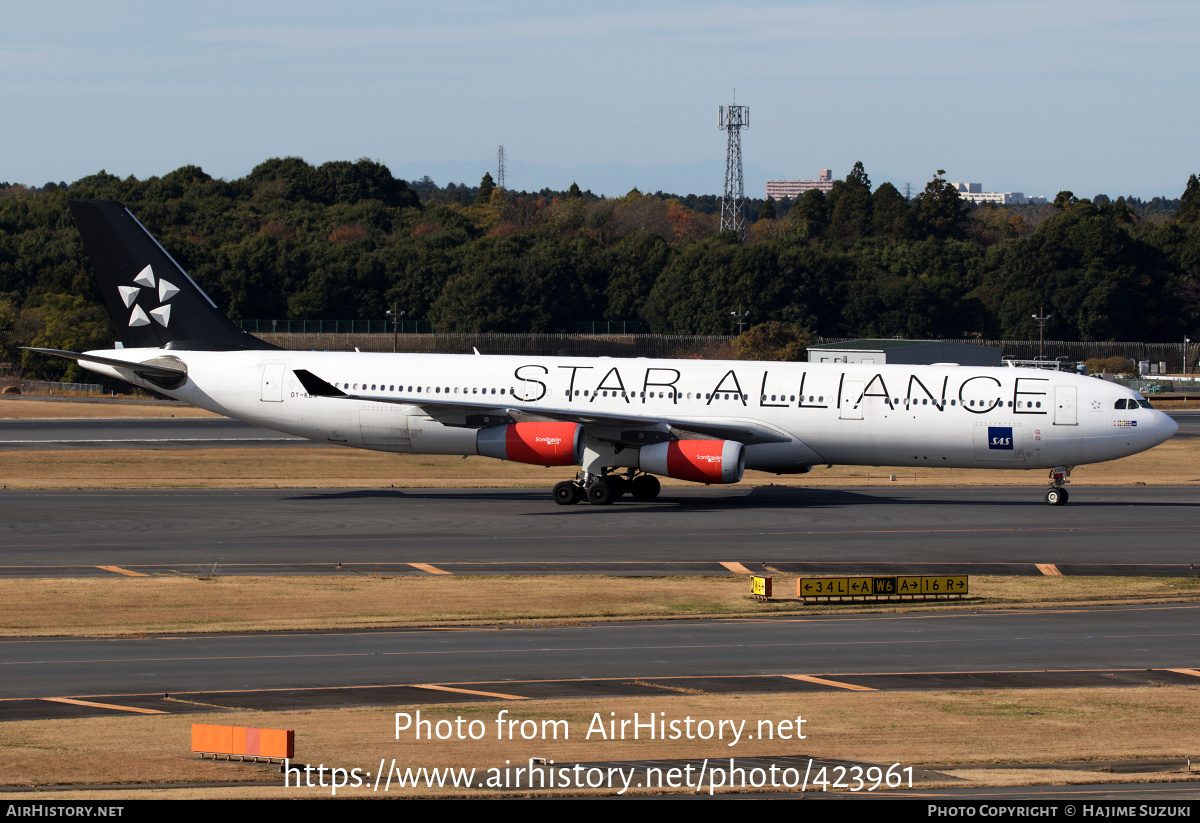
[497,145,506,191]
[719,92,749,240]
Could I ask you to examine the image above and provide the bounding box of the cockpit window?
[1114,399,1127,409]
[1137,398,1153,409]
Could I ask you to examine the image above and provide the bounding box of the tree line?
[2,157,1199,380]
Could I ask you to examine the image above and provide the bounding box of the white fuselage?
[80,349,1177,475]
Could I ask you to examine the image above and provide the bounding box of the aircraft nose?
[1158,412,1179,442]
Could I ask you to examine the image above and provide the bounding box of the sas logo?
[987,426,1014,450]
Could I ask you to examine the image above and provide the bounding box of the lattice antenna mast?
[497,145,506,190]
[719,93,750,239]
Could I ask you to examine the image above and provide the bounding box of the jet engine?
[476,422,584,467]
[638,439,745,484]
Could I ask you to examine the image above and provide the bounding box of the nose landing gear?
[1045,466,1072,505]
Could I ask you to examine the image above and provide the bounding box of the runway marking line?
[720,562,753,574]
[96,565,147,577]
[1036,563,1063,576]
[412,684,528,700]
[409,563,451,575]
[784,674,876,691]
[11,666,1200,709]
[41,697,166,714]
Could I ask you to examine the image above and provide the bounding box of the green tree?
[791,189,829,241]
[475,172,496,206]
[567,181,583,199]
[827,162,873,242]
[846,161,871,190]
[15,294,112,380]
[871,182,912,241]
[1053,190,1078,211]
[246,157,319,202]
[915,170,967,241]
[1176,174,1200,224]
[732,321,812,361]
[758,197,777,221]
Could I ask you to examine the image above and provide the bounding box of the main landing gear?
[552,470,661,506]
[1044,465,1072,506]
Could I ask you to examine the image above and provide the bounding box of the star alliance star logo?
[118,264,179,328]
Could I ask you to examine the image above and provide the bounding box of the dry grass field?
[1,688,1198,797]
[2,574,1197,638]
[0,398,218,419]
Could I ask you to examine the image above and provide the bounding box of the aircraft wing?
[292,369,791,445]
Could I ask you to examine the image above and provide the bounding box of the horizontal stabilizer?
[23,347,188,378]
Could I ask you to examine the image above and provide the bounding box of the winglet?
[293,369,346,397]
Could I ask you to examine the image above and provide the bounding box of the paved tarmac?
[0,417,309,449]
[1,486,1197,578]
[3,603,1197,708]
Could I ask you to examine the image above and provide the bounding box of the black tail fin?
[69,200,277,351]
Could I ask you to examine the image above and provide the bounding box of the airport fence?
[6,379,105,395]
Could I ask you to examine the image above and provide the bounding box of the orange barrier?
[192,724,294,760]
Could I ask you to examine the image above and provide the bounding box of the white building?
[954,183,1046,206]
[766,170,833,200]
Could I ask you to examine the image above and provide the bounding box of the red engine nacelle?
[639,440,745,484]
[476,422,583,467]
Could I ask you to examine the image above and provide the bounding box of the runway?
[0,417,310,449]
[4,603,1198,718]
[1,486,1197,578]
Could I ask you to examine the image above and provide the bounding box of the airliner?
[30,200,1178,506]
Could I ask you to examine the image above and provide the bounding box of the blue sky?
[3,1,1198,199]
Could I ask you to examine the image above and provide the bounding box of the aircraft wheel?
[587,480,615,505]
[607,476,629,498]
[631,474,661,500]
[553,481,581,506]
[1045,487,1068,506]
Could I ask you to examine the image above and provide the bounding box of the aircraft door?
[839,380,865,420]
[1053,386,1078,425]
[260,363,286,402]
